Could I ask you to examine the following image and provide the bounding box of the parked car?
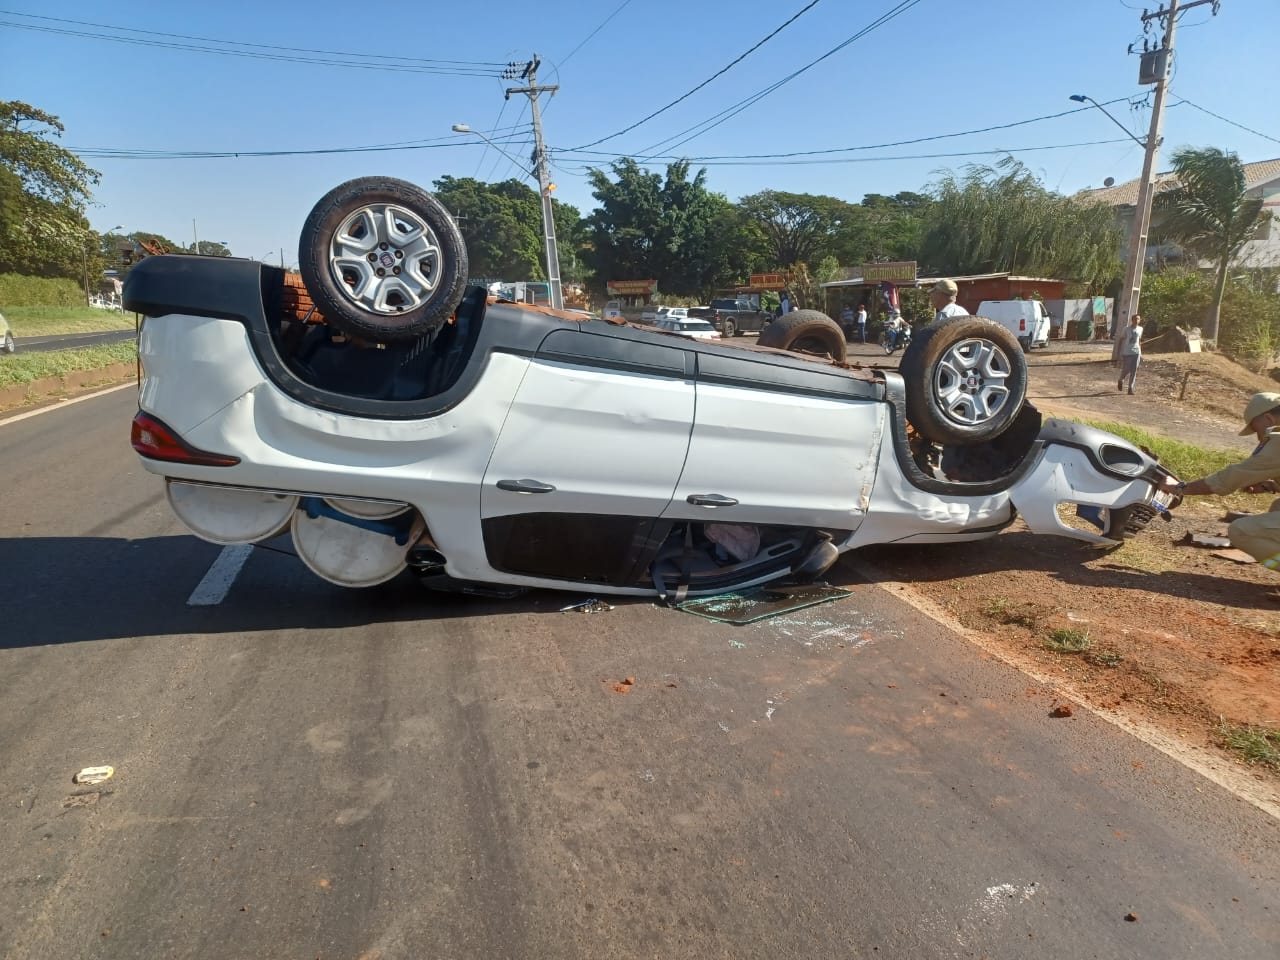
[977,300,1052,351]
[690,298,774,337]
[639,306,690,325]
[657,317,720,340]
[603,300,623,321]
[0,309,14,354]
[123,176,1180,599]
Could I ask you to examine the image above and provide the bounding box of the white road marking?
[187,544,254,606]
[0,381,134,428]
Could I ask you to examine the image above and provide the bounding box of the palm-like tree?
[1156,147,1269,343]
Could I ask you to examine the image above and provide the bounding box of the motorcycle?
[880,322,913,355]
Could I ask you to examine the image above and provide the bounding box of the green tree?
[738,190,859,269]
[919,159,1121,290]
[586,158,749,297]
[431,175,584,284]
[1155,146,1271,343]
[0,101,101,278]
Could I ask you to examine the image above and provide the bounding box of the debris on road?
[604,677,636,694]
[1050,704,1075,718]
[73,766,114,785]
[1124,912,1139,922]
[561,598,613,614]
[1185,532,1232,549]
[1211,548,1256,565]
[675,584,852,625]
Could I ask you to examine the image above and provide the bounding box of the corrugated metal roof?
[1077,157,1280,207]
[821,272,1062,288]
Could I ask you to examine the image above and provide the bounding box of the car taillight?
[1019,318,1026,330]
[131,411,240,466]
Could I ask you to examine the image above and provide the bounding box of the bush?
[1140,267,1280,367]
[0,273,85,307]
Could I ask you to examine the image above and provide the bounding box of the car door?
[663,352,884,532]
[480,329,694,585]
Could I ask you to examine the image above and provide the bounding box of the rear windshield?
[679,321,715,331]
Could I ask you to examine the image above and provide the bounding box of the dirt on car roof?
[857,345,1280,809]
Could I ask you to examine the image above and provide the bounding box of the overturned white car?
[125,177,1177,597]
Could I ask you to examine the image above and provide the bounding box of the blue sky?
[2,0,1277,266]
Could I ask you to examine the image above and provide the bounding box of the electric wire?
[567,0,827,151]
[0,9,506,66]
[0,18,504,76]
[554,97,1137,163]
[1174,98,1280,145]
[549,138,1133,174]
[630,0,925,160]
[474,99,511,176]
[558,0,635,67]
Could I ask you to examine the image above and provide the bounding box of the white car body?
[977,300,1052,350]
[124,256,1173,597]
[641,306,690,325]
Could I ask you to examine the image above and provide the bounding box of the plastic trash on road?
[73,766,114,785]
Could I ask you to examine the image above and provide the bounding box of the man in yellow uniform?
[1161,392,1280,568]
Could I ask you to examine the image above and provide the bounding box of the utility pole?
[1115,0,1221,352]
[506,56,564,310]
[193,218,199,256]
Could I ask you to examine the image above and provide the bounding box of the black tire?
[299,176,468,343]
[756,310,847,363]
[723,319,737,338]
[900,315,1028,446]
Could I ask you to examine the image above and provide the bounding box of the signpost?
[861,261,917,283]
[606,279,657,297]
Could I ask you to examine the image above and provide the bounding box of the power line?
[631,0,925,159]
[567,0,827,151]
[553,97,1138,163]
[551,138,1133,173]
[1174,97,1280,145]
[0,19,504,76]
[558,0,635,67]
[474,99,511,176]
[0,9,506,66]
[70,128,532,161]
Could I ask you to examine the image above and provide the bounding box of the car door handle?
[686,493,739,508]
[497,478,557,495]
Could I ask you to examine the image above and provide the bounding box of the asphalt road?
[14,329,137,353]
[1,387,1276,960]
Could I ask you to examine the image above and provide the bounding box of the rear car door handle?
[497,478,557,495]
[686,493,739,507]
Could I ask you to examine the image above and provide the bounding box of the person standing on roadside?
[929,279,968,322]
[856,302,868,343]
[1161,392,1280,577]
[839,303,854,339]
[1118,313,1143,394]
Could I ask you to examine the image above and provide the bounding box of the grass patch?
[1044,628,1092,653]
[1075,419,1240,481]
[6,305,136,336]
[984,597,1042,628]
[0,342,136,388]
[1085,648,1123,667]
[1218,723,1280,771]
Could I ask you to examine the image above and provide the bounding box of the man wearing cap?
[930,279,969,323]
[1160,392,1280,570]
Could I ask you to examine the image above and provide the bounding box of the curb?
[0,362,136,412]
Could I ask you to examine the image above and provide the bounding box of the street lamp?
[453,122,563,309]
[1068,95,1146,148]
[84,224,123,306]
[1070,92,1164,349]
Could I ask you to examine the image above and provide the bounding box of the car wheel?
[900,315,1027,446]
[756,310,847,363]
[723,319,736,338]
[2,332,14,354]
[298,176,468,343]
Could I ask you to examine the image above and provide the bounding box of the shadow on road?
[0,534,631,649]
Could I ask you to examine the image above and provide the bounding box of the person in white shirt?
[1118,313,1143,395]
[929,278,969,323]
[856,303,868,342]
